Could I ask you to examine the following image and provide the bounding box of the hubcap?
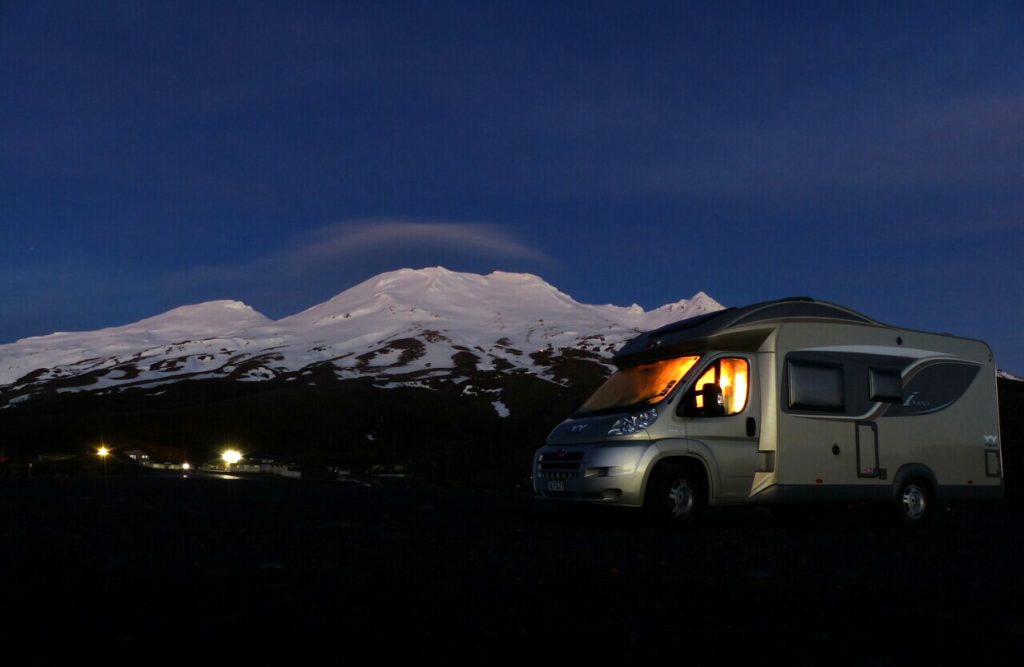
[901,484,927,520]
[668,478,694,517]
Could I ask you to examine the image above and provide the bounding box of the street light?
[221,449,242,471]
[97,444,110,479]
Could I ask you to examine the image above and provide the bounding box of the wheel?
[647,462,704,526]
[896,478,932,525]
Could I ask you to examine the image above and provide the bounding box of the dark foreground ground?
[2,476,1023,665]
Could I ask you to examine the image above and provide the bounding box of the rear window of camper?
[868,367,902,402]
[578,355,701,415]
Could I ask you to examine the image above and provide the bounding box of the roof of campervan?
[614,297,884,367]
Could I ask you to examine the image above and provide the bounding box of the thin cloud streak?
[290,220,552,268]
[171,219,552,293]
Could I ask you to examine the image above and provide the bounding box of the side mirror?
[701,383,725,417]
[681,383,726,418]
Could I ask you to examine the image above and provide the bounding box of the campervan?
[532,298,1003,524]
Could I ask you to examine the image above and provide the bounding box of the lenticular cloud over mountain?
[0,267,722,404]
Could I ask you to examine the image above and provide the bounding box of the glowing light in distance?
[221,449,243,465]
[97,446,110,458]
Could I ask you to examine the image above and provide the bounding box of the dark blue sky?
[2,1,1022,372]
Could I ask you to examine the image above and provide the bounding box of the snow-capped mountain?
[0,267,722,406]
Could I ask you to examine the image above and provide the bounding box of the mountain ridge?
[0,267,722,405]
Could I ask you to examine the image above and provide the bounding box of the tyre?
[647,462,704,526]
[896,478,932,525]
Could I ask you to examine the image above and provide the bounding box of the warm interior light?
[692,358,749,414]
[695,367,716,390]
[645,355,701,400]
[719,358,749,414]
[730,362,749,413]
[695,366,716,408]
[579,355,701,414]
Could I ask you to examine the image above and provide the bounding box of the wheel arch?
[642,453,714,508]
[891,463,939,502]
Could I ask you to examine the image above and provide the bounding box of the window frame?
[676,355,751,418]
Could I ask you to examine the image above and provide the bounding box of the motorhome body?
[532,298,1003,523]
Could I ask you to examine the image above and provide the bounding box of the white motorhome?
[533,298,1003,524]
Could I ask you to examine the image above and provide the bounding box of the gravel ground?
[2,475,1022,665]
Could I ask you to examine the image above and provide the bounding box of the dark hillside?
[0,367,607,487]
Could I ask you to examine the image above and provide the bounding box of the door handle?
[832,444,841,455]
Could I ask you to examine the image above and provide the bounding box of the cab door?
[676,356,761,500]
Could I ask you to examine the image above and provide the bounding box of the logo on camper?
[902,392,931,408]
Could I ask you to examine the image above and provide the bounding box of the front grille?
[538,450,583,479]
[541,469,579,481]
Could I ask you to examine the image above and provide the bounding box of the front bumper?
[532,442,652,507]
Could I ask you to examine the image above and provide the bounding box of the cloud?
[286,219,551,269]
[167,219,553,313]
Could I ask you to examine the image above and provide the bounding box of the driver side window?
[678,357,749,417]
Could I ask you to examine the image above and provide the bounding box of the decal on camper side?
[883,361,980,417]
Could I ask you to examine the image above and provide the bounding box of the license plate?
[546,480,565,492]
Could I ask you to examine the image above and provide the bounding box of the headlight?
[607,407,658,435]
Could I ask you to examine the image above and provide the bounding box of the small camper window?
[788,360,844,411]
[869,368,902,403]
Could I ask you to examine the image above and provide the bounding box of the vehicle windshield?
[576,355,701,415]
